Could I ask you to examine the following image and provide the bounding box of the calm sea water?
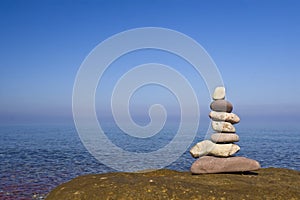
[0,125,299,199]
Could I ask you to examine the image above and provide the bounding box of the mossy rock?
[46,168,300,200]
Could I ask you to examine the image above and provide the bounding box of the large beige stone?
[212,86,226,100]
[211,133,239,143]
[189,140,240,158]
[212,121,236,133]
[209,111,240,124]
[191,156,261,174]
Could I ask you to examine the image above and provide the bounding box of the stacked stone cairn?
[190,87,260,174]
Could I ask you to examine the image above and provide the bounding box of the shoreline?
[46,167,300,200]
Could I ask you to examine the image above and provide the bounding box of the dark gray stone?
[210,100,233,113]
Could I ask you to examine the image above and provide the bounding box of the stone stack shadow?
[190,87,260,174]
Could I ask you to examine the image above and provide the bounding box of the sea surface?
[0,124,299,199]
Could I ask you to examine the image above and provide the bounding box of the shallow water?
[0,125,299,199]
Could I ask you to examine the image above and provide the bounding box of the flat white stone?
[189,140,240,157]
[213,86,225,100]
[211,133,239,143]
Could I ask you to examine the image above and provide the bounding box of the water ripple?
[0,125,299,199]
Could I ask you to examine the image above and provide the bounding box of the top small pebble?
[213,86,226,100]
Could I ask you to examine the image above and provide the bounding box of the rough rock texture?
[211,133,239,143]
[212,86,225,100]
[210,100,233,113]
[189,140,240,157]
[191,156,260,174]
[212,121,236,133]
[45,168,300,200]
[209,111,240,124]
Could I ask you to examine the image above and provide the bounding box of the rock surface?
[211,133,239,143]
[190,140,240,157]
[212,86,225,100]
[209,111,240,124]
[212,121,236,133]
[45,168,300,200]
[191,156,261,174]
[210,100,233,113]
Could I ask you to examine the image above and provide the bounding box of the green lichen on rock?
[46,168,300,200]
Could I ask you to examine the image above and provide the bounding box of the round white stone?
[213,86,226,100]
[209,111,240,124]
[211,121,236,133]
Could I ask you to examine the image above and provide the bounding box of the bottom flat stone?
[191,156,260,174]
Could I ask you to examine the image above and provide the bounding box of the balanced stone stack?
[189,87,260,174]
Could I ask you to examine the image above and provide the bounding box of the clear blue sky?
[0,0,299,126]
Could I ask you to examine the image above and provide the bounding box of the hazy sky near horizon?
[0,0,300,126]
